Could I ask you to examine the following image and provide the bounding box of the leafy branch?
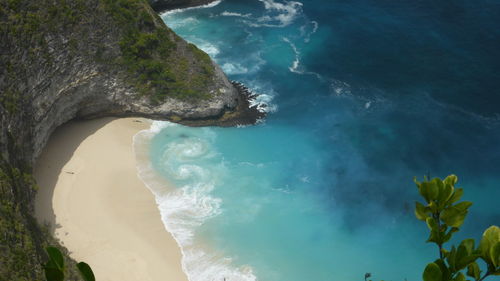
[415,175,500,281]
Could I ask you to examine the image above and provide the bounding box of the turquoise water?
[141,1,500,280]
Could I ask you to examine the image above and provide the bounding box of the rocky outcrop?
[1,0,259,166]
[29,59,240,164]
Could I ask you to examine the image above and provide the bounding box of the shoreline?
[133,121,258,281]
[34,118,188,281]
[151,0,221,14]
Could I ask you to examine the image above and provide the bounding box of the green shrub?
[414,175,499,281]
[102,0,215,102]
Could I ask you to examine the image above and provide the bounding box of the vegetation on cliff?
[102,0,215,102]
[0,162,43,280]
[0,161,82,280]
[0,0,223,279]
[0,0,217,107]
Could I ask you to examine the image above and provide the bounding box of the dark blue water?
[147,1,500,280]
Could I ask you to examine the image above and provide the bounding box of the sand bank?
[34,118,188,281]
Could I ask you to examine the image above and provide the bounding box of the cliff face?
[1,0,243,165]
[0,0,257,278]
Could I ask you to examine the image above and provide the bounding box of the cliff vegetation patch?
[102,0,216,102]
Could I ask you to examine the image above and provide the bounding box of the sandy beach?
[34,118,188,281]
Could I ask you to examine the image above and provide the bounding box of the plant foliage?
[44,246,95,281]
[415,175,499,281]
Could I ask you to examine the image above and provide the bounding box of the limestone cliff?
[0,0,260,278]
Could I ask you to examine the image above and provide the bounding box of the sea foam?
[225,0,303,28]
[160,0,223,16]
[133,122,257,281]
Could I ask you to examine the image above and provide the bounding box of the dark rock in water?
[178,81,266,127]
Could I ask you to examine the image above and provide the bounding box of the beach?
[34,117,188,281]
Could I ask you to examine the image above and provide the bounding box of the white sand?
[34,117,188,281]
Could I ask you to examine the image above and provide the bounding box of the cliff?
[0,0,260,279]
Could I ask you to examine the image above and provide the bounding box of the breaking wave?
[133,122,257,281]
[160,0,223,16]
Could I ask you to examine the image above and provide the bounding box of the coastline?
[151,0,221,14]
[34,118,188,281]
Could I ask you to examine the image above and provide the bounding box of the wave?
[221,50,266,75]
[222,63,249,75]
[196,41,220,57]
[183,36,221,57]
[282,37,324,80]
[160,0,223,16]
[282,37,301,73]
[221,11,252,18]
[230,0,303,28]
[164,16,199,29]
[329,80,352,96]
[242,81,278,113]
[133,122,257,281]
[300,20,318,43]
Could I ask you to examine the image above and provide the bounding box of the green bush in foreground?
[415,175,499,281]
[44,246,95,281]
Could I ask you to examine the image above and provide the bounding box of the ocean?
[135,0,500,280]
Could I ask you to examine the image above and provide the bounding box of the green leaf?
[443,227,459,244]
[427,230,442,244]
[77,262,96,281]
[466,262,481,280]
[454,201,473,211]
[423,262,442,281]
[490,241,500,268]
[429,201,439,213]
[427,180,440,201]
[431,178,445,196]
[45,246,64,270]
[453,272,466,281]
[447,246,457,272]
[448,188,464,205]
[457,254,480,271]
[425,217,443,244]
[44,267,64,281]
[479,226,500,265]
[434,259,451,280]
[438,182,454,207]
[419,181,439,203]
[426,217,439,231]
[441,203,471,228]
[443,174,458,186]
[460,238,475,254]
[415,202,430,221]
